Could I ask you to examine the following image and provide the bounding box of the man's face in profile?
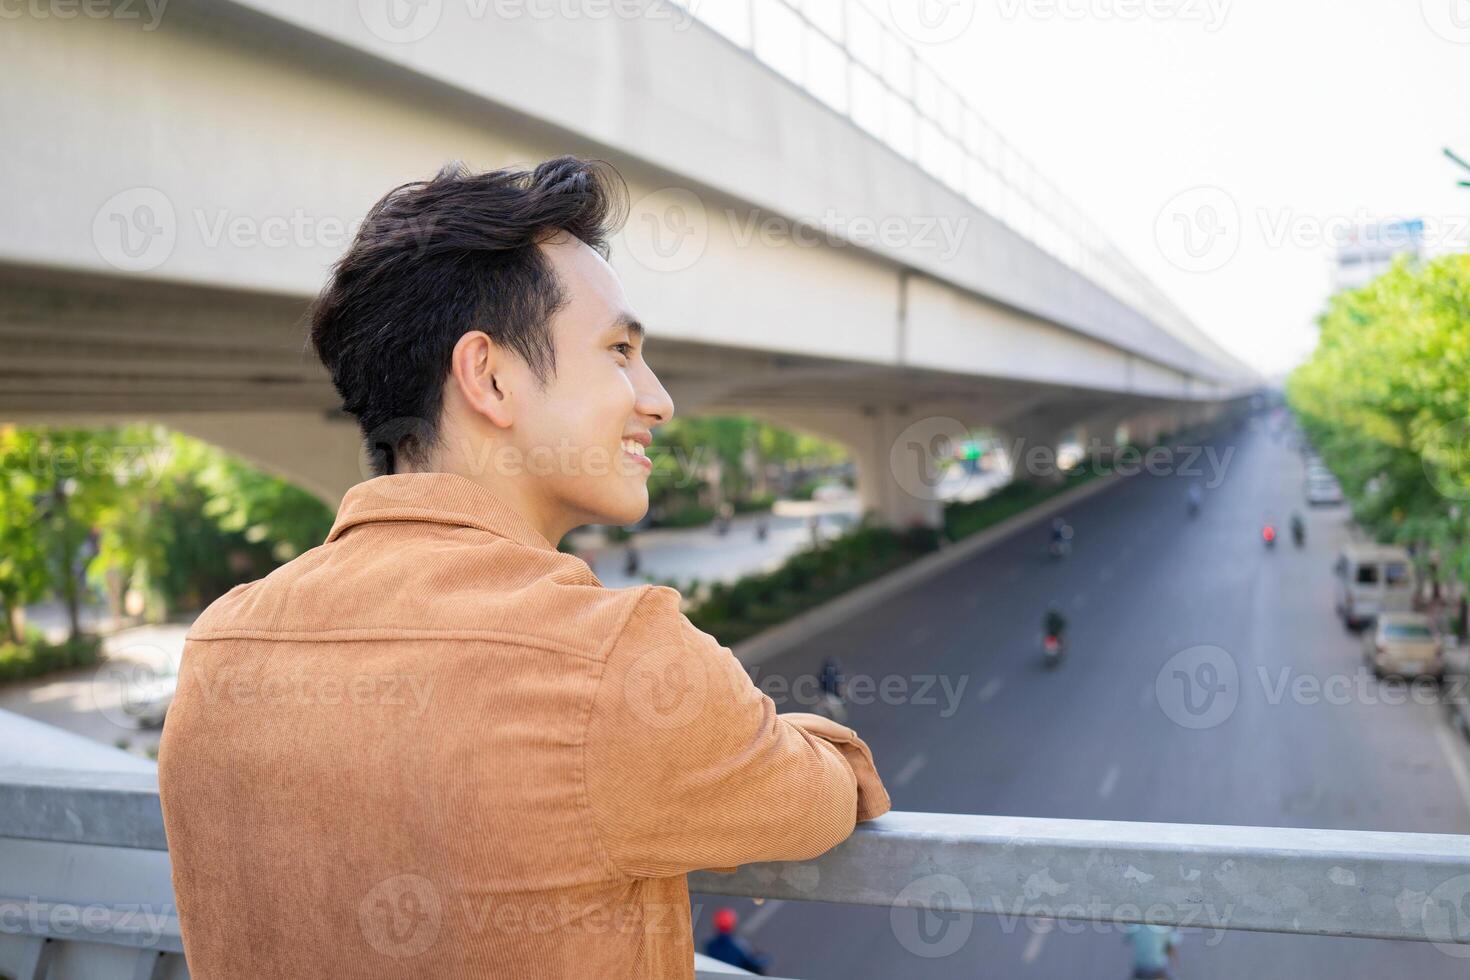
[510,234,674,530]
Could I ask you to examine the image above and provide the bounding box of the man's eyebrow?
[608,314,645,342]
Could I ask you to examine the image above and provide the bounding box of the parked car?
[1305,476,1344,506]
[1334,544,1416,629]
[1305,462,1333,481]
[121,663,178,728]
[1362,613,1443,679]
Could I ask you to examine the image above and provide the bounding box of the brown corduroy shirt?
[158,472,890,978]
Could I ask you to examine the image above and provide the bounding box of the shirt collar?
[326,472,558,553]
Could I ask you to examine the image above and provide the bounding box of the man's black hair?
[309,156,627,475]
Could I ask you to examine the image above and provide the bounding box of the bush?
[653,505,716,529]
[0,630,103,683]
[686,466,1106,646]
[733,494,776,514]
[686,521,942,645]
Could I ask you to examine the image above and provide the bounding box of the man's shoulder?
[185,532,689,659]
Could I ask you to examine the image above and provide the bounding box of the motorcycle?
[1043,632,1066,668]
[1292,522,1305,548]
[817,690,848,724]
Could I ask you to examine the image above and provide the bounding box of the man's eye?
[612,343,634,358]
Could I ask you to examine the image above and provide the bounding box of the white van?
[1334,544,1416,629]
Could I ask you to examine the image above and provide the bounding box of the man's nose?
[636,365,675,425]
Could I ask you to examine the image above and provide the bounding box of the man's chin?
[588,488,648,528]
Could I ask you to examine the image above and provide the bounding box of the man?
[158,157,890,978]
[1123,923,1181,979]
[703,908,769,974]
[1043,601,1068,642]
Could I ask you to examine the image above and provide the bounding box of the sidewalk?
[580,468,1010,591]
[0,621,190,759]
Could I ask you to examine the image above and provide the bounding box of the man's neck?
[403,463,568,548]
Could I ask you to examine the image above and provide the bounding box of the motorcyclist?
[1049,517,1072,556]
[1123,923,1180,979]
[704,908,770,975]
[818,656,848,722]
[1290,511,1305,546]
[1043,602,1068,641]
[820,656,846,700]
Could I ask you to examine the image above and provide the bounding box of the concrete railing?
[3,766,1469,979]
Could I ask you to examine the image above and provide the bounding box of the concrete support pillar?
[1127,407,1182,448]
[753,406,952,530]
[850,408,946,530]
[1002,414,1075,486]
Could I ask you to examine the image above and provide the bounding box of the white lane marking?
[1022,922,1050,964]
[1434,724,1470,821]
[908,625,933,646]
[742,898,785,935]
[978,678,1004,703]
[894,753,927,787]
[1099,764,1121,800]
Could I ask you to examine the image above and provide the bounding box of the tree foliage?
[1287,253,1470,580]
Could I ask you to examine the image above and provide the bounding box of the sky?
[855,0,1470,377]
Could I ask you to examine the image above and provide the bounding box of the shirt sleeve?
[584,586,891,879]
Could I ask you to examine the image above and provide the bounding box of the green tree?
[1288,252,1470,584]
[0,428,51,643]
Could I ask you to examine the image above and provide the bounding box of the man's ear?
[449,331,515,430]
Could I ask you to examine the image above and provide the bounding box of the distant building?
[1333,219,1424,291]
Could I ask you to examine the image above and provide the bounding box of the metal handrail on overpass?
[671,0,1236,369]
[3,766,1469,978]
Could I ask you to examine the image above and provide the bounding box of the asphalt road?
[694,418,1470,979]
